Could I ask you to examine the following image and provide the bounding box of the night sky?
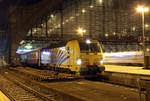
[0,0,41,30]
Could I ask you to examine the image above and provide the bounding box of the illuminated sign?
[16,49,32,54]
[25,44,33,49]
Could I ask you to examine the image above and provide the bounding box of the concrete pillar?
[10,43,19,64]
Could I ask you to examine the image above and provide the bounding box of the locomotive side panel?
[65,40,81,72]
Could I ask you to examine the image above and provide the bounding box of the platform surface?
[105,65,150,76]
[0,91,10,101]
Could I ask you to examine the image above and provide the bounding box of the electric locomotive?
[20,39,105,76]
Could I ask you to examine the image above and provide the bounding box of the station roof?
[10,0,65,60]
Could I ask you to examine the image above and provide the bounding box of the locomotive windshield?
[79,42,101,52]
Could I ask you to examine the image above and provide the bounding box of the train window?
[79,42,100,52]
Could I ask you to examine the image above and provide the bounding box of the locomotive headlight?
[100,60,104,64]
[77,59,82,65]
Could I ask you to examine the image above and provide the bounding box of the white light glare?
[77,28,86,34]
[42,51,51,55]
[82,9,86,13]
[105,34,108,37]
[59,47,65,51]
[145,24,149,28]
[99,0,103,4]
[100,60,104,64]
[144,8,149,12]
[137,6,149,12]
[132,27,136,31]
[86,39,91,44]
[51,14,54,18]
[77,59,82,65]
[90,5,94,8]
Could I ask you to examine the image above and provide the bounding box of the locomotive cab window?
[79,42,100,52]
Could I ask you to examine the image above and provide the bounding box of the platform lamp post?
[137,6,149,69]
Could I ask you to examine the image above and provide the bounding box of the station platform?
[0,91,10,101]
[105,65,150,76]
[103,65,150,88]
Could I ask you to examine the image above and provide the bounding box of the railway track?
[1,69,84,101]
[10,67,82,81]
[0,73,53,101]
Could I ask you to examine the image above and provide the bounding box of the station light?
[65,19,69,23]
[33,29,37,33]
[113,32,116,35]
[144,8,149,12]
[78,28,83,33]
[145,24,149,28]
[77,28,86,34]
[90,5,94,8]
[137,6,149,12]
[51,14,54,18]
[136,6,149,69]
[137,6,143,12]
[82,9,86,13]
[99,0,103,4]
[132,27,136,31]
[105,34,109,37]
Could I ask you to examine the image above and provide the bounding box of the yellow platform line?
[0,91,11,101]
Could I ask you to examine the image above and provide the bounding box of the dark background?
[0,0,41,30]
